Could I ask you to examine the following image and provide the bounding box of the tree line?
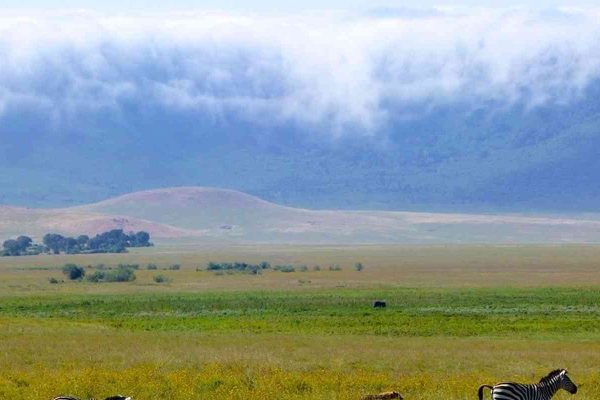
[1,229,152,256]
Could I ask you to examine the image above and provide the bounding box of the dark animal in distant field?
[478,369,577,400]
[373,300,386,308]
[361,391,403,400]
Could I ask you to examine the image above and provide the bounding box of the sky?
[3,0,600,12]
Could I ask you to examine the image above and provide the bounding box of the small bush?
[48,277,62,284]
[153,274,171,283]
[259,261,271,269]
[207,261,269,273]
[119,263,140,270]
[86,266,136,283]
[248,265,262,275]
[86,271,105,283]
[329,264,342,271]
[298,265,308,272]
[112,266,136,281]
[62,264,86,280]
[168,264,181,270]
[313,265,321,271]
[147,264,158,270]
[354,262,364,272]
[275,265,296,273]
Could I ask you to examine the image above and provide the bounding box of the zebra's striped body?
[478,369,577,400]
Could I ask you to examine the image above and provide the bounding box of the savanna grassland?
[1,245,600,399]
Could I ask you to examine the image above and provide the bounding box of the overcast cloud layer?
[1,8,600,135]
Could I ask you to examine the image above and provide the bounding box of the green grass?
[2,287,600,338]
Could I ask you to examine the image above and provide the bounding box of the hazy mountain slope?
[78,187,296,230]
[1,186,592,244]
[3,88,600,211]
[0,206,205,241]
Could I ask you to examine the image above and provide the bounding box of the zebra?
[53,396,131,400]
[478,369,577,400]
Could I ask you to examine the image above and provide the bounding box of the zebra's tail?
[478,385,494,400]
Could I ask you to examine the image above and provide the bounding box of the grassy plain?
[1,245,599,399]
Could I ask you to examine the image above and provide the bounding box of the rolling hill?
[3,187,600,244]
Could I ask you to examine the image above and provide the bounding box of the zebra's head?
[558,369,577,394]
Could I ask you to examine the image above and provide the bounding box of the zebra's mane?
[539,369,564,385]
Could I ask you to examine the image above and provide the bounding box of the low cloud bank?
[1,8,600,135]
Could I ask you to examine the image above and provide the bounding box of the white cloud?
[1,8,600,135]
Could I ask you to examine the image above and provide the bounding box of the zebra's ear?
[562,369,568,375]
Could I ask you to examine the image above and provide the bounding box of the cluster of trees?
[207,261,272,275]
[86,266,137,283]
[44,229,152,254]
[205,261,364,274]
[1,236,45,256]
[1,229,152,256]
[60,263,137,283]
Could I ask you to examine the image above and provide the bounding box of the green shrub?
[86,271,105,283]
[275,265,296,273]
[168,264,181,270]
[206,262,269,273]
[48,277,62,284]
[153,274,171,283]
[118,263,140,270]
[147,264,158,270]
[259,261,271,269]
[86,266,136,283]
[329,264,342,271]
[112,266,136,281]
[354,262,364,272]
[62,264,86,280]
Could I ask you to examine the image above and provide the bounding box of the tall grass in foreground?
[2,246,600,399]
[1,350,599,399]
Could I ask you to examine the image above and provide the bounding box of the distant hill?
[0,204,204,241]
[3,187,600,244]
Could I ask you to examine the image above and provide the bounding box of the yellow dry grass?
[2,245,600,295]
[1,318,599,399]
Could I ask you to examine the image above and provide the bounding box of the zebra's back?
[492,383,544,400]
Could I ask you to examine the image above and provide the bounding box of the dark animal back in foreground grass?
[53,395,131,400]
